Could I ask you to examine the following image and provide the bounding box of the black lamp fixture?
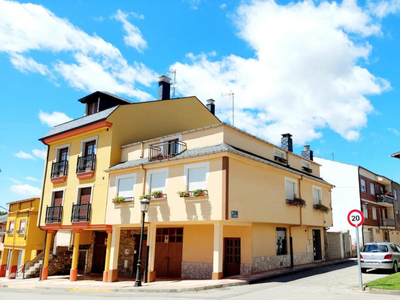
[134,197,150,287]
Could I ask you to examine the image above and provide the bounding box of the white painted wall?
[53,230,72,254]
[314,157,363,247]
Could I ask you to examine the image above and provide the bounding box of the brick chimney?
[301,145,313,161]
[281,133,293,152]
[206,99,215,115]
[158,75,171,100]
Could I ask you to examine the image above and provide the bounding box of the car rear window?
[362,244,388,252]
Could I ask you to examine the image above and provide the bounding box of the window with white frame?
[395,189,398,200]
[362,204,369,219]
[274,149,285,158]
[370,183,375,195]
[148,168,168,194]
[382,209,386,219]
[313,187,322,205]
[372,207,377,220]
[184,162,209,192]
[301,160,312,172]
[116,175,136,201]
[360,179,366,193]
[285,178,297,200]
[8,221,14,234]
[19,220,26,234]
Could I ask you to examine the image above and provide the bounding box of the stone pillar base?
[8,265,17,279]
[147,271,156,283]
[41,266,49,280]
[103,271,108,282]
[107,269,118,282]
[70,268,78,281]
[212,272,223,280]
[0,264,7,277]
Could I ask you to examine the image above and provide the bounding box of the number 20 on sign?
[347,209,364,227]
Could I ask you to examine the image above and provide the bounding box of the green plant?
[112,196,126,204]
[140,194,151,200]
[177,191,190,197]
[151,190,164,198]
[313,203,330,213]
[287,197,306,208]
[192,189,205,197]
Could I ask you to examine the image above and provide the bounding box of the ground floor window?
[276,227,287,255]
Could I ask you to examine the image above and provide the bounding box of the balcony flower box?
[112,196,126,205]
[286,197,306,208]
[140,194,152,200]
[313,203,330,214]
[151,190,165,199]
[178,191,190,197]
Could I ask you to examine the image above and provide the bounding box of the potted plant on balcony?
[286,197,306,208]
[313,203,330,213]
[151,190,164,198]
[112,196,126,205]
[177,191,190,197]
[193,189,205,197]
[140,194,152,200]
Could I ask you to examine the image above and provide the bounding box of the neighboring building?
[314,157,399,248]
[0,214,7,261]
[104,126,333,282]
[389,151,400,243]
[37,76,221,282]
[0,198,45,279]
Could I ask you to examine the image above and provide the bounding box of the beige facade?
[105,124,333,280]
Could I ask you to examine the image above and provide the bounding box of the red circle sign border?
[347,209,364,227]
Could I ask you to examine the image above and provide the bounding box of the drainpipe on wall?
[289,175,304,267]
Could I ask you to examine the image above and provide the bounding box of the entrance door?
[224,238,241,277]
[133,235,147,277]
[78,250,87,274]
[313,230,322,260]
[154,228,183,278]
[91,232,107,274]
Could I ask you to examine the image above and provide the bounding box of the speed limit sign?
[347,209,364,227]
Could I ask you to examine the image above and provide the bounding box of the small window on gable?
[313,187,322,205]
[370,183,375,196]
[87,100,99,115]
[150,171,167,194]
[117,176,135,201]
[302,160,312,173]
[285,178,296,200]
[360,179,366,193]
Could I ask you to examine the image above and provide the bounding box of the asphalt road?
[0,262,398,300]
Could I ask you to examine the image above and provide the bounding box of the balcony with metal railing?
[376,194,394,207]
[380,218,395,227]
[76,154,96,179]
[71,203,91,223]
[149,140,187,161]
[45,205,63,223]
[51,160,68,183]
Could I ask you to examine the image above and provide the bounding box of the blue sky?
[2,0,400,211]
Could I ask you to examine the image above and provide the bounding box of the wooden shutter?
[53,191,63,206]
[80,187,91,204]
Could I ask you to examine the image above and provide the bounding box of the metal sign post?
[348,209,365,291]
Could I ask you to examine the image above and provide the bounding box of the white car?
[360,242,400,273]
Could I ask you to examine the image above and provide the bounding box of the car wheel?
[361,268,367,273]
[393,262,398,274]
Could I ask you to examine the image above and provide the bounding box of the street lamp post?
[134,198,150,287]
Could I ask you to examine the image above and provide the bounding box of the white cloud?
[9,178,21,184]
[14,151,35,160]
[388,128,400,135]
[26,176,41,182]
[171,0,390,145]
[220,4,227,9]
[32,149,46,160]
[39,110,72,127]
[113,10,147,53]
[10,184,41,197]
[0,1,156,100]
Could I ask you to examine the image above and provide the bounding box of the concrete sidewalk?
[0,258,356,293]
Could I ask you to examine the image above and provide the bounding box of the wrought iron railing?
[76,154,96,173]
[377,194,394,205]
[274,156,287,163]
[71,203,91,222]
[149,140,187,161]
[45,205,63,223]
[51,160,68,178]
[380,218,395,227]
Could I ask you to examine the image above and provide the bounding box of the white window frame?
[312,186,322,205]
[54,143,70,162]
[146,168,169,193]
[360,179,366,193]
[285,177,297,200]
[372,207,377,220]
[382,209,386,219]
[302,160,311,169]
[8,220,15,234]
[79,136,99,155]
[370,183,375,196]
[19,219,26,234]
[115,173,136,199]
[362,204,369,219]
[75,183,95,204]
[51,187,66,206]
[184,162,209,191]
[394,189,398,200]
[274,149,286,159]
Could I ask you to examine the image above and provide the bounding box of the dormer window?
[86,100,99,116]
[301,160,312,173]
[274,149,287,164]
